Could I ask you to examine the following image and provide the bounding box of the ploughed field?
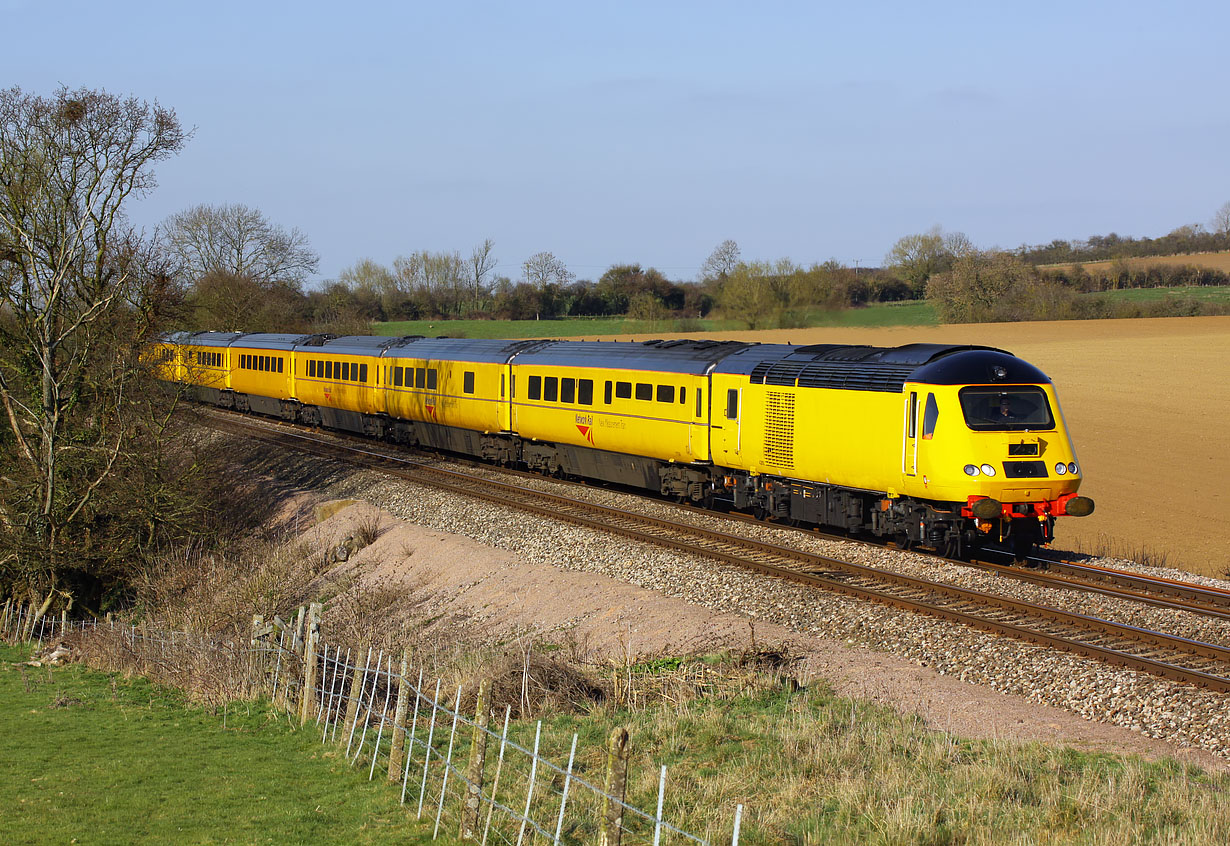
[581,316,1230,577]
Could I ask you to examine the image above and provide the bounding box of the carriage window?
[277,357,284,373]
[579,379,593,406]
[616,381,631,399]
[346,362,355,381]
[544,377,558,402]
[427,369,438,390]
[325,361,334,379]
[635,383,652,401]
[656,385,674,404]
[393,367,403,387]
[501,374,505,397]
[604,381,613,404]
[528,375,541,400]
[726,389,738,420]
[415,367,426,389]
[463,371,475,394]
[307,360,314,377]
[680,387,686,404]
[561,378,575,404]
[922,393,939,440]
[359,363,367,382]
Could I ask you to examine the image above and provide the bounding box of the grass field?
[1042,251,1230,274]
[375,301,937,339]
[1094,284,1230,304]
[0,644,447,845]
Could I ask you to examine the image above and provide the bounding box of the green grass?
[1090,285,1230,304]
[504,679,1230,845]
[1,644,451,845]
[375,300,938,340]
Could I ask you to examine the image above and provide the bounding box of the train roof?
[713,343,1050,392]
[298,335,400,356]
[509,339,752,374]
[383,337,544,364]
[232,333,321,350]
[180,331,245,348]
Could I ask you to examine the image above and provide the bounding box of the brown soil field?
[573,316,1230,577]
[1042,250,1230,274]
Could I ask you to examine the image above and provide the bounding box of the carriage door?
[903,391,918,476]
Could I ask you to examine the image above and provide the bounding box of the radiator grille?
[764,392,795,469]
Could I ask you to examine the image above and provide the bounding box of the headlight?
[963,464,979,476]
[1068,462,1078,474]
[980,463,996,477]
[1054,462,1067,475]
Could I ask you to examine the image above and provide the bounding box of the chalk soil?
[307,499,1229,775]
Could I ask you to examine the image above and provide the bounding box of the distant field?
[1094,285,1230,303]
[1042,251,1230,274]
[375,301,937,339]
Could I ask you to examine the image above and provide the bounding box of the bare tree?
[522,251,575,287]
[1212,202,1230,237]
[164,202,319,288]
[699,239,741,283]
[0,86,187,614]
[467,238,497,307]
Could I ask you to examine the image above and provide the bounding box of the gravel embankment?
[234,435,1230,759]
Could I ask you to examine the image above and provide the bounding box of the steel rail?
[203,412,1230,693]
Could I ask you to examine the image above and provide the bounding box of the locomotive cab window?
[463,371,475,394]
[959,387,1054,431]
[695,389,703,418]
[726,389,738,420]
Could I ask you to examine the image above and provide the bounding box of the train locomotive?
[152,332,1094,560]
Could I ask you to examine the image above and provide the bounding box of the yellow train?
[153,332,1094,560]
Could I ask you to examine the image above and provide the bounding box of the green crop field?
[375,301,938,340]
[1,644,447,845]
[1092,285,1230,304]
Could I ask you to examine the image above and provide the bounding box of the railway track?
[201,409,1230,693]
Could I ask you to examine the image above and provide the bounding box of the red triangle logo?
[426,403,437,421]
[576,424,594,444]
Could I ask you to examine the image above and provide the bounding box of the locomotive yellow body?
[157,332,1092,559]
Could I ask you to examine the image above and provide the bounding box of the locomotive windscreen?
[958,387,1054,431]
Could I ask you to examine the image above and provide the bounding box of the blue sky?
[5,1,1228,283]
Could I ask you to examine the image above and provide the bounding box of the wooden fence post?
[599,727,631,846]
[387,648,411,781]
[343,648,372,745]
[1,598,11,638]
[460,678,491,840]
[299,602,322,725]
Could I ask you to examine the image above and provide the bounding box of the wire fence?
[1,599,745,845]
